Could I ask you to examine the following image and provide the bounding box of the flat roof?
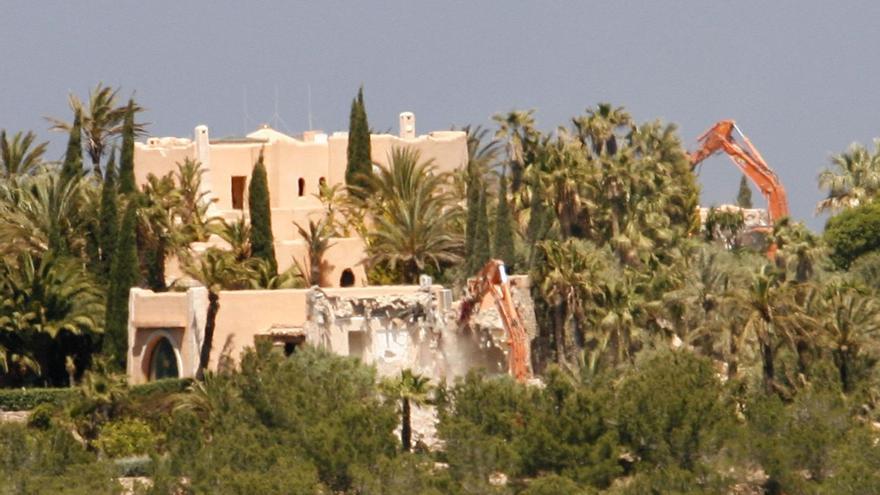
[209,136,268,145]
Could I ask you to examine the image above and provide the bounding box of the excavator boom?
[690,120,790,222]
[459,260,531,382]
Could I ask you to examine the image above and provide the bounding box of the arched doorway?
[339,268,355,287]
[148,337,179,381]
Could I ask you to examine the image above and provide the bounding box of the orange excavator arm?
[459,260,531,382]
[690,120,790,222]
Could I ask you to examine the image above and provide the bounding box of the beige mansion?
[127,113,474,383]
[134,112,467,287]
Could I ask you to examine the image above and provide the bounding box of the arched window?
[148,337,179,381]
[319,177,327,188]
[298,178,305,197]
[340,268,355,287]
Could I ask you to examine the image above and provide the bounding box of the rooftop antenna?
[307,83,313,130]
[273,85,280,129]
[268,85,294,134]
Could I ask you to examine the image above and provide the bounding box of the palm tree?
[532,131,594,239]
[817,140,880,213]
[703,207,745,250]
[138,172,183,291]
[364,148,462,283]
[383,368,432,451]
[493,109,537,192]
[294,218,336,286]
[462,126,500,262]
[314,182,348,233]
[213,216,252,262]
[816,283,880,392]
[738,265,814,393]
[770,218,821,283]
[243,257,304,290]
[175,371,236,425]
[0,130,48,177]
[572,103,633,156]
[538,239,607,368]
[0,172,91,257]
[48,83,144,173]
[593,275,647,369]
[664,246,757,380]
[174,158,214,243]
[0,253,103,386]
[182,248,244,380]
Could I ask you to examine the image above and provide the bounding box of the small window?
[231,176,246,209]
[319,177,327,188]
[340,268,355,287]
[149,337,179,381]
[298,177,305,197]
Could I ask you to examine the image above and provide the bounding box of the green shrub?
[129,377,192,399]
[0,387,77,411]
[27,403,55,429]
[0,423,120,494]
[824,202,880,269]
[95,418,159,458]
[615,350,730,472]
[522,474,594,495]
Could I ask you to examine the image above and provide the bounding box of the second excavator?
[690,120,790,224]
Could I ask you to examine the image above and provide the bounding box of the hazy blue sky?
[3,1,879,230]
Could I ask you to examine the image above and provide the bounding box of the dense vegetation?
[3,84,880,493]
[6,346,880,494]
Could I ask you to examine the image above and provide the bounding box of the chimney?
[399,112,415,138]
[193,125,218,214]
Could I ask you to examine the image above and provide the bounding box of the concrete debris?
[489,472,509,486]
[303,278,537,384]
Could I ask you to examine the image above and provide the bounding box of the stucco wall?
[207,289,310,370]
[126,289,190,385]
[135,125,467,213]
[134,140,195,185]
[275,236,367,287]
[127,284,445,383]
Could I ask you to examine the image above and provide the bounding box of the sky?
[2,1,879,231]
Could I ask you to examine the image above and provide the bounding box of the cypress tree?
[98,150,119,278]
[248,149,277,274]
[104,200,140,368]
[118,99,137,194]
[464,159,481,261]
[470,189,491,273]
[736,174,753,208]
[61,109,83,182]
[345,86,373,197]
[526,183,550,269]
[493,171,516,271]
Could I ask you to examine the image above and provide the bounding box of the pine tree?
[464,159,481,261]
[118,99,137,194]
[98,150,119,278]
[345,86,373,197]
[104,200,140,368]
[493,170,516,270]
[60,109,83,182]
[736,174,753,208]
[248,149,277,275]
[470,189,491,273]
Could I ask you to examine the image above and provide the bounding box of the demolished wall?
[303,277,538,381]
